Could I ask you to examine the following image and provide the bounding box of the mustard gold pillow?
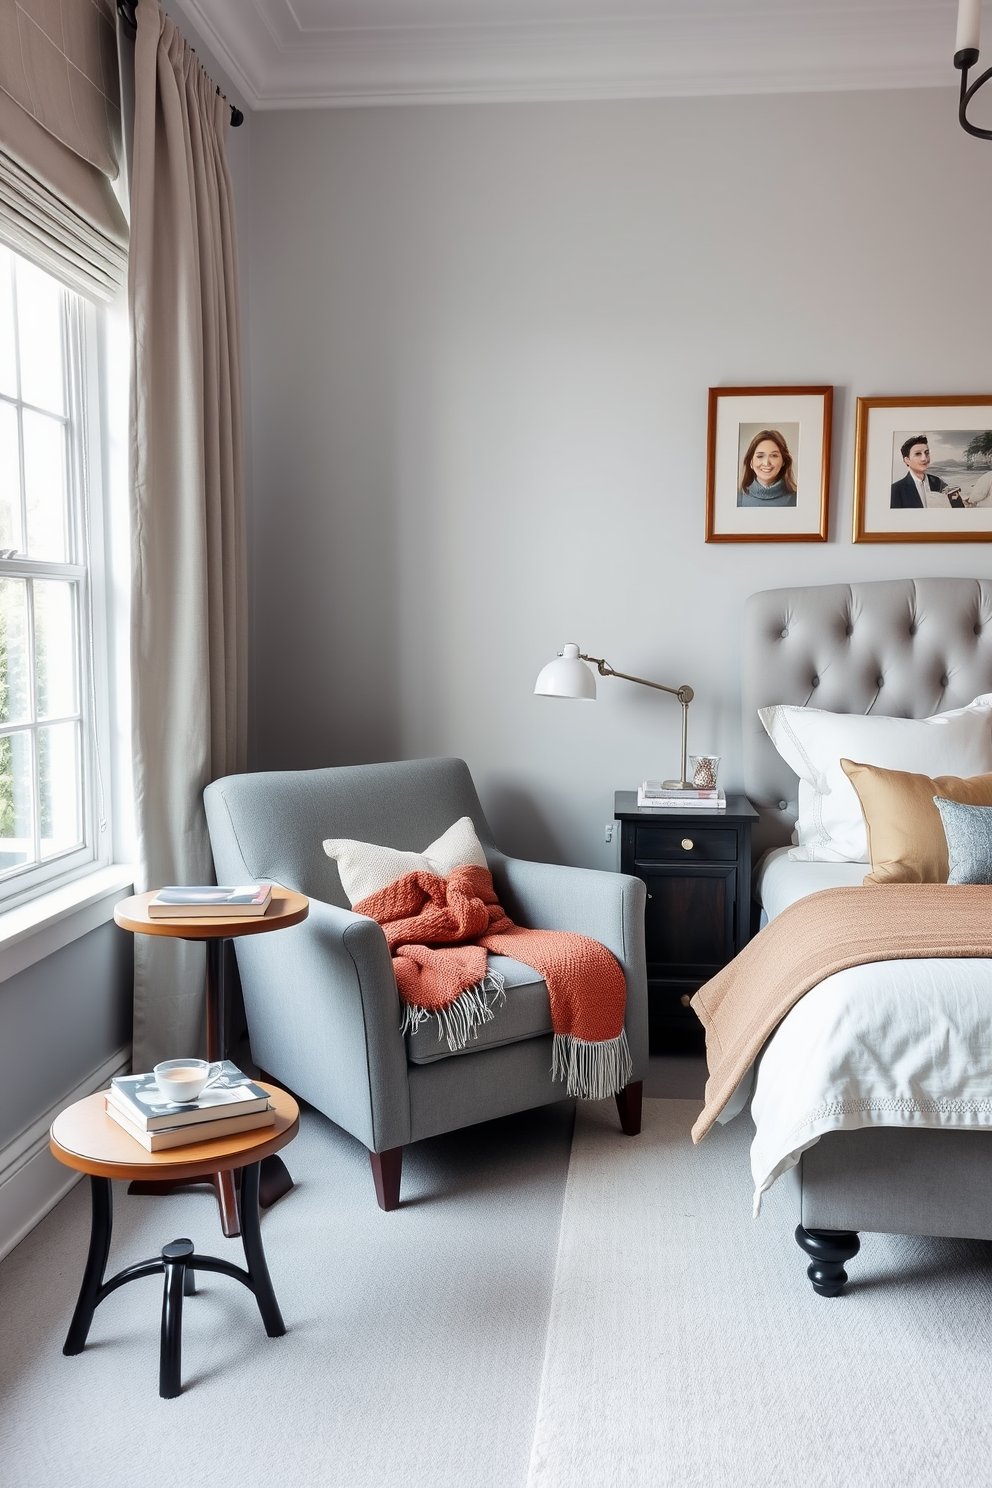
[840,759,992,884]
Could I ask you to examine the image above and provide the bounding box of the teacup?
[153,1058,224,1103]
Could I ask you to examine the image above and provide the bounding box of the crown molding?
[179,1,961,111]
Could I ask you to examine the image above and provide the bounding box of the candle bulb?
[956,0,982,56]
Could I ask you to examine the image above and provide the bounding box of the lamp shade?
[534,643,597,700]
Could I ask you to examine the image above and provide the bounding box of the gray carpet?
[527,1098,992,1488]
[0,1098,577,1488]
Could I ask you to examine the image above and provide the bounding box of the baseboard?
[0,1043,131,1263]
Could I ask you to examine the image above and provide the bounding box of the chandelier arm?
[957,57,992,140]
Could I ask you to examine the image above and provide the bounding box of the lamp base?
[663,777,692,790]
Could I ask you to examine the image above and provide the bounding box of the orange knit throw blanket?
[354,863,631,1099]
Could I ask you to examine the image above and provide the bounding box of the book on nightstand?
[147,884,272,917]
[637,784,726,809]
[104,1100,276,1151]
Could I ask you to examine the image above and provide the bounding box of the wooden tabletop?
[50,1084,300,1182]
[114,887,309,940]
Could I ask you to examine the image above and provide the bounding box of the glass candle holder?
[689,754,720,790]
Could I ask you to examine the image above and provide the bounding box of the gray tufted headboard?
[742,577,992,857]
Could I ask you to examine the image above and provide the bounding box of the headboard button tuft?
[908,624,916,636]
[940,674,949,687]
[780,628,789,639]
[811,675,819,687]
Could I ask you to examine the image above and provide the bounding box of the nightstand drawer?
[634,825,738,863]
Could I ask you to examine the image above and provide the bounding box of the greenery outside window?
[0,245,111,904]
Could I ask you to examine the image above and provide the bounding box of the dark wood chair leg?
[369,1147,403,1211]
[794,1225,860,1296]
[615,1080,643,1136]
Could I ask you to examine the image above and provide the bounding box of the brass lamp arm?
[578,655,694,707]
[578,655,695,789]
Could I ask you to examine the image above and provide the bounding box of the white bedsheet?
[753,845,864,922]
[739,853,992,1212]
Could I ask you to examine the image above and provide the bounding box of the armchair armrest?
[232,896,413,1152]
[487,852,649,1074]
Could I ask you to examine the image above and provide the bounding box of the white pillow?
[759,697,992,863]
[322,816,489,906]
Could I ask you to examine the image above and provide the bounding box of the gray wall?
[247,87,992,871]
[0,923,132,1150]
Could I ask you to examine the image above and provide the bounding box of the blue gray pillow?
[934,796,992,885]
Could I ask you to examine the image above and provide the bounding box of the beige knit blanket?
[690,884,992,1144]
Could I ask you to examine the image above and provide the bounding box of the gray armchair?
[203,757,648,1209]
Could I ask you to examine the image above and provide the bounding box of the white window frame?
[0,253,118,912]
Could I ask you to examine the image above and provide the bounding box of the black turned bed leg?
[795,1225,861,1296]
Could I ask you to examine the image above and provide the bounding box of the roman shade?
[0,0,127,300]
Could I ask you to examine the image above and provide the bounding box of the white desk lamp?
[534,643,695,789]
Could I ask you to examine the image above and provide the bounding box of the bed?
[738,575,992,1295]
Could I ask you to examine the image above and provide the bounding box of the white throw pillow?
[759,697,992,863]
[322,815,489,906]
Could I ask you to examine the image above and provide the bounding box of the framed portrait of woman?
[853,395,992,543]
[705,386,832,543]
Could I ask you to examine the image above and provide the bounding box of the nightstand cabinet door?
[614,792,757,1054]
[643,867,737,972]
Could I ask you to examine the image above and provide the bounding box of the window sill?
[0,864,135,985]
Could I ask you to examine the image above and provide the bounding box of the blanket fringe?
[401,972,507,1053]
[552,1030,633,1100]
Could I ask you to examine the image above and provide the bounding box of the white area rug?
[527,1097,992,1488]
[0,1101,574,1488]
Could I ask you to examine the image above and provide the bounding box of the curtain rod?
[116,1,245,126]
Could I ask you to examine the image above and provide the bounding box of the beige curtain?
[129,0,247,1069]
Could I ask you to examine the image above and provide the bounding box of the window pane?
[0,247,15,399]
[0,401,22,551]
[0,579,29,724]
[0,730,33,868]
[16,258,64,415]
[39,721,81,858]
[23,408,67,560]
[35,580,77,720]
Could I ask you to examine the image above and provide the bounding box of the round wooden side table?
[50,1084,300,1399]
[114,888,309,1236]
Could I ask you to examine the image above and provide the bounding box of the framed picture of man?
[854,395,992,543]
[705,386,832,542]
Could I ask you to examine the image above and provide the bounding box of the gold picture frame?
[705,385,832,543]
[854,395,992,543]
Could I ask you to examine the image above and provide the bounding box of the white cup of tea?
[153,1058,224,1103]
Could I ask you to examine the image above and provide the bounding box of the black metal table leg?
[64,1176,113,1356]
[160,1239,194,1398]
[239,1161,285,1337]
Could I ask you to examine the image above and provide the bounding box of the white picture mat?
[712,394,826,535]
[862,402,992,533]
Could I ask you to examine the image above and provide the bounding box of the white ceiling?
[184,0,967,110]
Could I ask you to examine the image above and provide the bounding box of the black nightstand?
[614,791,758,1053]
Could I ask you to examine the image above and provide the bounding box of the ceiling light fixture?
[955,0,992,139]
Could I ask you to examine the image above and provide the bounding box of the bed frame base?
[794,1225,861,1296]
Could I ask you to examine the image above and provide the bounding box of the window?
[0,245,110,903]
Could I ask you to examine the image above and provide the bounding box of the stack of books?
[105,1061,275,1151]
[147,884,272,918]
[637,780,727,810]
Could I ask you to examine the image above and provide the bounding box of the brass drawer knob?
[681,837,694,851]
[680,994,692,1007]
